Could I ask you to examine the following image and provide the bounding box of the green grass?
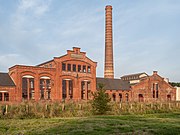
[0,112,179,135]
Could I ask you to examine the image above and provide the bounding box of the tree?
[169,82,180,87]
[91,83,111,115]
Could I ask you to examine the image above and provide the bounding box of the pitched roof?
[121,72,148,78]
[96,77,130,90]
[0,73,15,86]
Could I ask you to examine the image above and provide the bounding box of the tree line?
[169,82,180,87]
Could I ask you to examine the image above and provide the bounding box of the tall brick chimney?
[104,5,114,78]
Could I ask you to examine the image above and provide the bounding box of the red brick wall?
[131,72,176,102]
[8,47,97,102]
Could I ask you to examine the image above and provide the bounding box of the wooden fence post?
[45,104,48,111]
[5,105,8,114]
[79,104,82,110]
[62,104,65,111]
[130,104,133,110]
[119,103,122,109]
[168,103,171,109]
[26,105,29,113]
[140,104,143,111]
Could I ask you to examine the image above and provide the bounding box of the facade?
[7,47,97,102]
[0,49,177,103]
[131,71,176,102]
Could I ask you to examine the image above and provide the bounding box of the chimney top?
[105,5,112,10]
[153,71,158,75]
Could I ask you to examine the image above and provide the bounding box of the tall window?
[83,65,86,72]
[167,95,171,101]
[87,66,91,73]
[139,94,144,102]
[81,81,85,99]
[156,83,159,98]
[4,93,9,101]
[153,83,155,98]
[67,64,71,71]
[112,93,116,101]
[40,78,51,100]
[73,64,76,72]
[22,78,28,99]
[119,93,122,102]
[29,78,35,99]
[125,93,129,102]
[0,93,2,101]
[22,77,35,100]
[153,83,158,98]
[87,82,91,99]
[62,80,66,99]
[40,79,44,99]
[78,65,81,72]
[46,79,51,100]
[69,80,73,99]
[62,63,66,71]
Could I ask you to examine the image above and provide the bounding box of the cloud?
[12,0,51,31]
[0,54,32,72]
[17,0,51,17]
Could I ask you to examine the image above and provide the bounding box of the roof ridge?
[121,72,148,77]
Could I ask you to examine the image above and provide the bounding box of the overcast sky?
[0,0,180,82]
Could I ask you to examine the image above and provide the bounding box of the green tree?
[91,83,111,115]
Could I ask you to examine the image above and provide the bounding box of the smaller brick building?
[0,73,16,102]
[96,78,131,102]
[131,71,176,102]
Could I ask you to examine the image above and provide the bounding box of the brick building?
[3,47,97,102]
[0,48,177,103]
[0,5,177,103]
[130,71,176,102]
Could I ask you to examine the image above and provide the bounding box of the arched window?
[81,80,91,100]
[112,93,116,102]
[119,93,122,102]
[40,76,51,100]
[153,83,159,99]
[62,79,73,99]
[69,80,73,99]
[167,95,171,101]
[138,94,144,102]
[81,81,85,99]
[87,81,91,99]
[22,75,34,100]
[125,93,129,102]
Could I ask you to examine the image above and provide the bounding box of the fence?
[0,101,179,119]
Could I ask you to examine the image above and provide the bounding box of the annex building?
[0,5,177,103]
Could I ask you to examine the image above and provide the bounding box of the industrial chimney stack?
[104,5,114,78]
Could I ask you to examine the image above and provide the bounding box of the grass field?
[0,112,179,135]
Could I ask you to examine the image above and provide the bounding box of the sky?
[0,0,180,82]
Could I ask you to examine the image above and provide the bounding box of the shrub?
[91,83,111,115]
